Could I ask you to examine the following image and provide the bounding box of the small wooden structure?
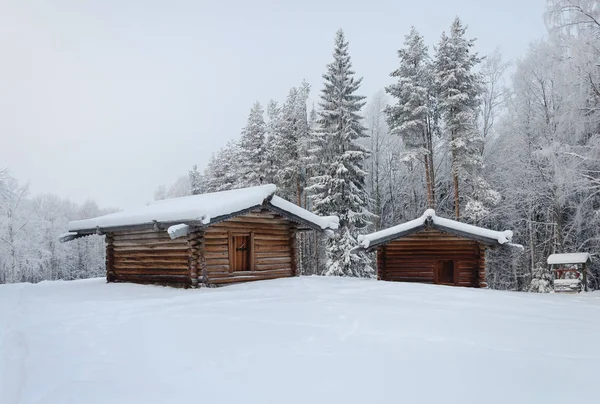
[547,253,591,293]
[354,209,515,288]
[60,185,338,287]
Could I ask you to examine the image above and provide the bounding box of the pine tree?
[308,29,375,278]
[434,18,483,220]
[385,27,436,208]
[272,82,311,204]
[238,102,267,187]
[188,165,204,195]
[264,100,282,185]
[203,141,241,192]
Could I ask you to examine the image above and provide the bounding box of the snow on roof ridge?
[149,184,277,206]
[270,196,339,230]
[66,184,338,235]
[358,209,513,249]
[547,252,591,265]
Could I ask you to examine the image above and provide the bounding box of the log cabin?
[60,184,339,287]
[354,209,515,288]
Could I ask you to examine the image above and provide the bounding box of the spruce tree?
[264,100,282,185]
[308,29,374,278]
[188,164,204,195]
[203,141,241,192]
[385,27,436,208]
[238,102,267,187]
[434,18,483,220]
[272,82,311,204]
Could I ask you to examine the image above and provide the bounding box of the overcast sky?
[1,0,547,210]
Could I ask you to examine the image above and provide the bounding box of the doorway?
[231,234,251,272]
[437,260,455,285]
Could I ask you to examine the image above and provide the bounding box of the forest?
[2,0,599,292]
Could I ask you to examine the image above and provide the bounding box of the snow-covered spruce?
[307,29,375,278]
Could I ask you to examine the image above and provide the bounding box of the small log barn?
[355,209,514,288]
[60,184,339,287]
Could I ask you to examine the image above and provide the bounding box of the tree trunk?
[453,170,460,220]
[424,154,434,209]
[297,177,302,207]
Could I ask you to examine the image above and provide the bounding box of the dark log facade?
[375,229,487,288]
[105,208,299,287]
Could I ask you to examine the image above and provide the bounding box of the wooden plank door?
[232,234,251,272]
[437,260,455,285]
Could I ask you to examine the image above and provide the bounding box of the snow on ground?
[1,277,599,404]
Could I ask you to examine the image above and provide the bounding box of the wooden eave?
[363,222,501,252]
[63,199,329,242]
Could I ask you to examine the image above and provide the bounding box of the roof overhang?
[354,209,516,253]
[61,200,335,242]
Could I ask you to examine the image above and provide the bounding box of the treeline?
[162,1,600,291]
[4,0,600,291]
[0,170,109,284]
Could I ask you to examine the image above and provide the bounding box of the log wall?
[379,229,486,288]
[202,209,295,285]
[109,228,192,286]
[104,209,301,287]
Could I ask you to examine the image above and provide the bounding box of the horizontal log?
[113,245,189,252]
[254,238,290,245]
[114,259,190,267]
[253,234,291,241]
[205,264,230,271]
[204,258,230,266]
[114,274,191,284]
[112,228,164,236]
[208,271,292,284]
[224,217,290,226]
[256,257,291,264]
[208,223,290,232]
[113,239,188,247]
[205,244,228,252]
[385,278,434,282]
[113,250,189,258]
[204,251,229,259]
[254,245,290,253]
[204,238,228,246]
[114,268,190,276]
[113,232,171,241]
[255,252,291,258]
[114,262,189,270]
[254,263,293,271]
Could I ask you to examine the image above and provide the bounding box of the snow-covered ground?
[1,277,599,404]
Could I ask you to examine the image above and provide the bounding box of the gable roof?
[356,209,514,250]
[61,184,339,242]
[547,253,591,265]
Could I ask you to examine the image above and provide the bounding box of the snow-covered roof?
[356,209,514,250]
[64,184,339,240]
[547,253,591,265]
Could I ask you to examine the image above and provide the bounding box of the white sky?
[0,0,547,210]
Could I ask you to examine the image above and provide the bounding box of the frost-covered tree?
[272,82,311,204]
[238,102,267,187]
[308,29,374,278]
[264,99,283,185]
[188,165,204,195]
[0,171,108,284]
[434,18,483,220]
[204,141,241,192]
[385,27,436,208]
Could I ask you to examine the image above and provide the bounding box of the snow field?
[1,277,599,404]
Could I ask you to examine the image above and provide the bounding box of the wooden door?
[232,234,251,271]
[437,260,455,285]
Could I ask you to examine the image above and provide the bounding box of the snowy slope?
[1,278,599,404]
